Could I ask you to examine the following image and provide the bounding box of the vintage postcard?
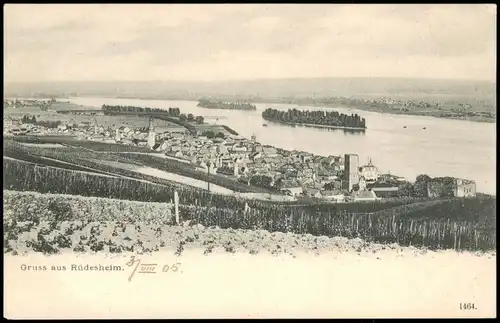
[3,4,496,319]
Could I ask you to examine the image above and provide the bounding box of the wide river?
[68,97,496,195]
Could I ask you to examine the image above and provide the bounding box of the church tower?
[94,117,98,134]
[115,129,121,143]
[147,117,156,149]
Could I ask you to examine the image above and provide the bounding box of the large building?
[455,178,476,197]
[359,158,379,184]
[427,177,477,198]
[343,154,359,191]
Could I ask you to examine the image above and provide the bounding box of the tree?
[202,131,215,139]
[195,116,204,124]
[215,132,226,139]
[274,177,284,190]
[323,182,336,191]
[398,182,414,197]
[179,114,187,121]
[187,113,194,122]
[250,175,273,188]
[414,174,431,197]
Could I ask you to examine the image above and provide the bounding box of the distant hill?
[4,77,496,106]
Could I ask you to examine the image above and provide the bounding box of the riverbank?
[263,118,367,131]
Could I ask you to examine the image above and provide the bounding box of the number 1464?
[460,303,476,310]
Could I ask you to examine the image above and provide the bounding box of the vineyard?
[8,191,433,257]
[3,137,496,252]
[3,190,496,254]
[3,155,496,252]
[5,138,271,193]
[4,155,448,211]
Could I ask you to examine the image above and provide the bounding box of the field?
[59,113,187,133]
[3,190,496,255]
[4,101,89,122]
[3,173,496,252]
[194,124,236,136]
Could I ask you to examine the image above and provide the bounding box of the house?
[297,167,315,180]
[166,145,179,152]
[303,187,322,198]
[152,143,162,151]
[299,177,315,188]
[321,190,346,202]
[352,189,378,202]
[455,178,476,197]
[280,163,298,174]
[198,147,210,156]
[160,141,170,151]
[217,143,229,155]
[262,146,279,157]
[281,186,303,196]
[166,150,184,158]
[372,187,399,198]
[251,144,264,153]
[122,139,133,145]
[322,156,338,166]
[232,144,247,153]
[250,152,263,160]
[298,152,314,163]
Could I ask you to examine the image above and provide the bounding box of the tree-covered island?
[262,108,367,130]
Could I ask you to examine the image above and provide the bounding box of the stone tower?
[343,154,359,192]
[147,117,156,149]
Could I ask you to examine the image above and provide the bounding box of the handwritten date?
[125,256,182,282]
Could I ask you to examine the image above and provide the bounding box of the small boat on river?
[263,124,268,127]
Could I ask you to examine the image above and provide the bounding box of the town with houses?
[4,99,477,202]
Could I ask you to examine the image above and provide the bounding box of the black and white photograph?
[3,4,496,319]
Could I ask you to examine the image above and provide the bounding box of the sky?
[3,4,497,83]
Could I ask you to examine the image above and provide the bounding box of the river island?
[262,107,367,130]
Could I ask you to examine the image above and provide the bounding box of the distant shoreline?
[96,96,497,124]
[291,102,497,124]
[8,95,494,124]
